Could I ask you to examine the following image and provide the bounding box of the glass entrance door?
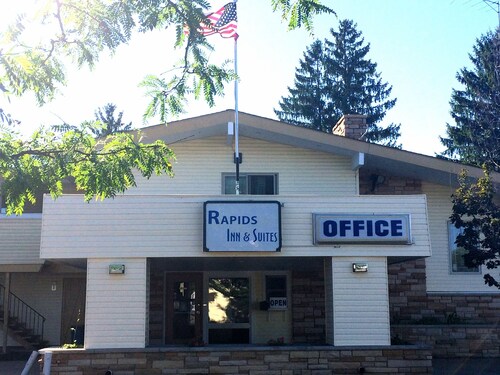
[165,273,203,345]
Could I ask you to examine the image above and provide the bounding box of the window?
[223,174,277,195]
[448,223,480,273]
[208,277,250,344]
[266,275,288,310]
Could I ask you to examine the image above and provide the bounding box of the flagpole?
[233,0,240,195]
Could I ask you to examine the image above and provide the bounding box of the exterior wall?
[128,136,357,196]
[41,346,433,375]
[0,215,43,267]
[85,258,147,349]
[392,325,499,358]
[41,195,431,259]
[292,269,325,344]
[389,258,500,325]
[422,181,497,293]
[328,257,391,346]
[0,272,64,346]
[252,272,292,345]
[148,268,294,346]
[359,169,422,195]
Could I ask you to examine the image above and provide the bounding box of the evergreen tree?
[440,29,500,172]
[93,103,132,137]
[274,40,334,131]
[275,19,400,147]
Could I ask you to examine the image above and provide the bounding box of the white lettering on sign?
[204,201,282,252]
[269,297,287,310]
[313,214,411,244]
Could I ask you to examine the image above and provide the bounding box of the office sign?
[204,201,281,252]
[313,214,411,244]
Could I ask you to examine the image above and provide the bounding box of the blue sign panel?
[204,201,282,252]
[313,214,411,244]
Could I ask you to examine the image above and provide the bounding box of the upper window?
[448,222,480,273]
[223,174,277,195]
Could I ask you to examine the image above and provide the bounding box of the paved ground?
[0,357,499,374]
[0,360,40,374]
[433,358,500,375]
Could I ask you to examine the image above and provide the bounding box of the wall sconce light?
[352,263,368,273]
[51,282,57,291]
[109,264,125,274]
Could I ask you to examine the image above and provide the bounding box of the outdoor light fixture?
[352,263,368,273]
[109,264,125,274]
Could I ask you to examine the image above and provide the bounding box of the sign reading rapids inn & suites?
[204,201,282,252]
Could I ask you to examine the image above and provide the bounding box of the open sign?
[269,297,287,310]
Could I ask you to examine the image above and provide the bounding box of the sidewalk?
[433,358,500,375]
[0,360,39,375]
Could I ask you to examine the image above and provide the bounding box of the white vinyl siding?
[328,257,390,346]
[422,182,498,293]
[85,258,147,349]
[41,195,430,259]
[127,136,357,196]
[0,215,43,266]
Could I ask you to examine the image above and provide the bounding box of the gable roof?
[139,110,500,189]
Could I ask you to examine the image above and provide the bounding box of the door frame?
[164,272,203,345]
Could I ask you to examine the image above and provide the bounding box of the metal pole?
[233,0,240,195]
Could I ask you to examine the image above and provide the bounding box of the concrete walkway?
[0,360,39,375]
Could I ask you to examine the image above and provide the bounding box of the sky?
[1,0,499,156]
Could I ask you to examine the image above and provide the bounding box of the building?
[1,110,498,373]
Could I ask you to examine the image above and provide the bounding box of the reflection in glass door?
[165,273,202,345]
[208,277,250,344]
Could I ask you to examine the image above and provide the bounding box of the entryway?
[164,273,203,345]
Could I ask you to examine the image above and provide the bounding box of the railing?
[0,284,46,344]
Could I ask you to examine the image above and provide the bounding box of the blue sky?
[1,0,498,156]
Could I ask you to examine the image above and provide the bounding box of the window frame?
[205,272,252,344]
[448,222,481,274]
[222,173,278,195]
[265,274,288,311]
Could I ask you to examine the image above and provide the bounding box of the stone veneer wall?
[361,169,499,358]
[392,325,499,358]
[148,268,164,345]
[388,259,500,325]
[291,270,325,344]
[359,169,422,195]
[41,346,433,375]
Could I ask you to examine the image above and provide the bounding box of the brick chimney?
[332,114,368,140]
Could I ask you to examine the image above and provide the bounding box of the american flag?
[199,2,238,39]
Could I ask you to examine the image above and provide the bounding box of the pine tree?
[274,40,335,132]
[440,29,500,172]
[275,19,400,147]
